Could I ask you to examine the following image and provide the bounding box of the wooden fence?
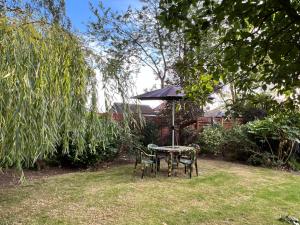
[191,117,243,130]
[107,113,243,145]
[157,116,243,145]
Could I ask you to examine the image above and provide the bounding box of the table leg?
[168,152,173,177]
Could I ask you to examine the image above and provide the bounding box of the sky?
[65,0,161,111]
[66,0,142,32]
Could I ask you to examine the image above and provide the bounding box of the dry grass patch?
[0,159,300,225]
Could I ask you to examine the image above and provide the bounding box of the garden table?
[150,145,195,177]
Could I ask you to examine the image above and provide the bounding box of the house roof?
[204,107,225,117]
[153,102,166,112]
[110,103,154,115]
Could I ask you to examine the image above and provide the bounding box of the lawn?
[0,159,299,225]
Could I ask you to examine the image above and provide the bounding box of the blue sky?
[65,0,142,32]
[65,0,161,110]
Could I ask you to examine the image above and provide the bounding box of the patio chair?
[179,144,199,178]
[147,144,166,172]
[134,146,158,178]
[134,147,141,170]
[134,145,154,169]
[139,148,158,179]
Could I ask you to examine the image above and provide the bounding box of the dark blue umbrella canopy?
[133,85,214,147]
[133,85,184,100]
[133,85,185,147]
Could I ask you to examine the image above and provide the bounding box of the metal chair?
[147,143,166,172]
[179,144,199,178]
[134,146,158,178]
[140,149,158,179]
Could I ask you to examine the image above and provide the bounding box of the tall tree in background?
[1,0,70,27]
[89,0,211,146]
[159,0,300,109]
[89,0,185,89]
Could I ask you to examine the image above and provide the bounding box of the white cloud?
[94,65,162,112]
[133,66,162,109]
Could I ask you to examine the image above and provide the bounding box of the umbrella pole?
[172,100,175,148]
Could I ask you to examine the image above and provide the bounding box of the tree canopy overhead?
[159,0,300,109]
[1,0,70,27]
[89,0,188,89]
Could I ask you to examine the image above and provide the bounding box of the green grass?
[0,159,300,225]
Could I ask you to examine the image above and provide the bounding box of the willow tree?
[0,14,100,169]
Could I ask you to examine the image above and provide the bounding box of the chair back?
[140,148,156,161]
[189,143,200,152]
[182,149,196,161]
[189,144,200,161]
[135,147,148,162]
[182,144,200,162]
[147,143,158,150]
[147,144,158,154]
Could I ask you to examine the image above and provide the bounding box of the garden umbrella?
[133,85,184,147]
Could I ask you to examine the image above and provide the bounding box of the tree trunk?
[160,78,164,88]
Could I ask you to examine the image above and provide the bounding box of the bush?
[288,157,300,171]
[247,152,277,167]
[198,125,259,162]
[221,125,258,161]
[180,127,200,146]
[198,112,300,169]
[247,112,300,166]
[226,93,279,122]
[198,125,225,155]
[54,141,119,168]
[139,121,159,146]
[51,118,124,168]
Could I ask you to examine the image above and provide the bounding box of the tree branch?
[278,0,300,23]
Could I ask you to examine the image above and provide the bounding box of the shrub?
[198,125,225,155]
[198,112,300,169]
[221,125,258,161]
[139,121,160,146]
[180,127,200,146]
[51,118,124,168]
[288,157,300,171]
[247,112,300,166]
[198,125,259,162]
[247,152,277,167]
[54,141,119,168]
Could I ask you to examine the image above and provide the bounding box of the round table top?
[150,145,195,153]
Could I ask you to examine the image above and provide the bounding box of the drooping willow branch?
[0,17,105,169]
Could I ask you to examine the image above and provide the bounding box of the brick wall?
[108,112,242,145]
[111,113,124,121]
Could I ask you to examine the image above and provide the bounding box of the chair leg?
[134,159,138,170]
[184,165,187,174]
[167,155,172,177]
[189,164,192,179]
[195,161,198,176]
[157,159,160,172]
[141,165,145,179]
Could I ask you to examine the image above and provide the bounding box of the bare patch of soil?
[0,153,134,188]
[0,167,77,188]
